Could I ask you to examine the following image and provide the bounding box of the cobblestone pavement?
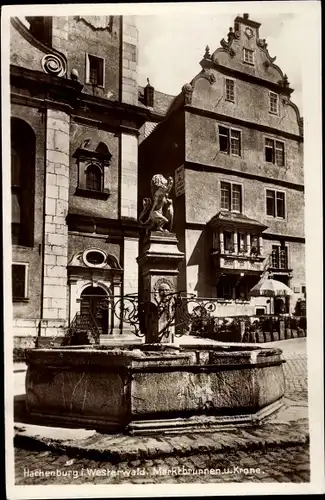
[283,355,308,401]
[15,444,309,484]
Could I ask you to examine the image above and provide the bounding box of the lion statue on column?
[139,174,174,233]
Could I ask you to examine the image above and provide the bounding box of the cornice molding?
[184,105,303,142]
[67,213,143,238]
[10,64,162,127]
[185,221,305,243]
[184,161,304,192]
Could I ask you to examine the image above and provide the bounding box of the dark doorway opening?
[80,286,109,335]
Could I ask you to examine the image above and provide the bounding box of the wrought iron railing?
[41,292,306,347]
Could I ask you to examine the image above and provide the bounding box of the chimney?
[243,13,249,19]
[144,78,154,108]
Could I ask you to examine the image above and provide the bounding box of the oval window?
[84,250,106,266]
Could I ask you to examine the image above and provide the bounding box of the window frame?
[220,181,243,213]
[85,162,103,192]
[269,91,279,115]
[243,48,255,65]
[218,125,242,157]
[85,53,105,88]
[12,262,29,301]
[265,188,286,219]
[271,244,289,270]
[264,137,285,166]
[225,77,235,103]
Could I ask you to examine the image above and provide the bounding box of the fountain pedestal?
[137,232,184,344]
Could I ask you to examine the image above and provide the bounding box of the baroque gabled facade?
[139,14,305,317]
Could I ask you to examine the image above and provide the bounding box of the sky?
[137,11,304,113]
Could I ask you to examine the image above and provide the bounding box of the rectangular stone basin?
[25,344,285,434]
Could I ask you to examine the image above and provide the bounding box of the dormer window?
[243,48,254,65]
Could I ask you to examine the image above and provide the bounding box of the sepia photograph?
[2,1,323,498]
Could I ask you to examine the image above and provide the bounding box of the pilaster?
[121,16,138,105]
[42,108,70,329]
[121,133,138,219]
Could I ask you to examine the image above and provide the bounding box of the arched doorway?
[80,286,109,335]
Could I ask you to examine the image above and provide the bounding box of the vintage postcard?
[2,1,324,498]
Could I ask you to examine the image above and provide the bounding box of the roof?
[138,86,175,116]
[208,211,268,231]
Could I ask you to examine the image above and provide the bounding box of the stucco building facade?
[10,15,167,344]
[10,14,305,346]
[139,14,305,317]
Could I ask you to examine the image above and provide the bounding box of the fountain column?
[137,231,184,343]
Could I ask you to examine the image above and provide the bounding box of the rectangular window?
[265,138,285,166]
[12,263,28,300]
[219,126,241,156]
[276,191,285,218]
[266,189,285,218]
[275,141,285,166]
[230,130,241,156]
[86,54,104,87]
[266,189,275,217]
[271,246,288,269]
[269,92,279,114]
[220,182,230,210]
[221,182,242,212]
[243,48,254,65]
[219,126,229,153]
[225,78,235,102]
[232,184,242,212]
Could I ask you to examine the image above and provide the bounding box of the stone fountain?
[25,174,285,435]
